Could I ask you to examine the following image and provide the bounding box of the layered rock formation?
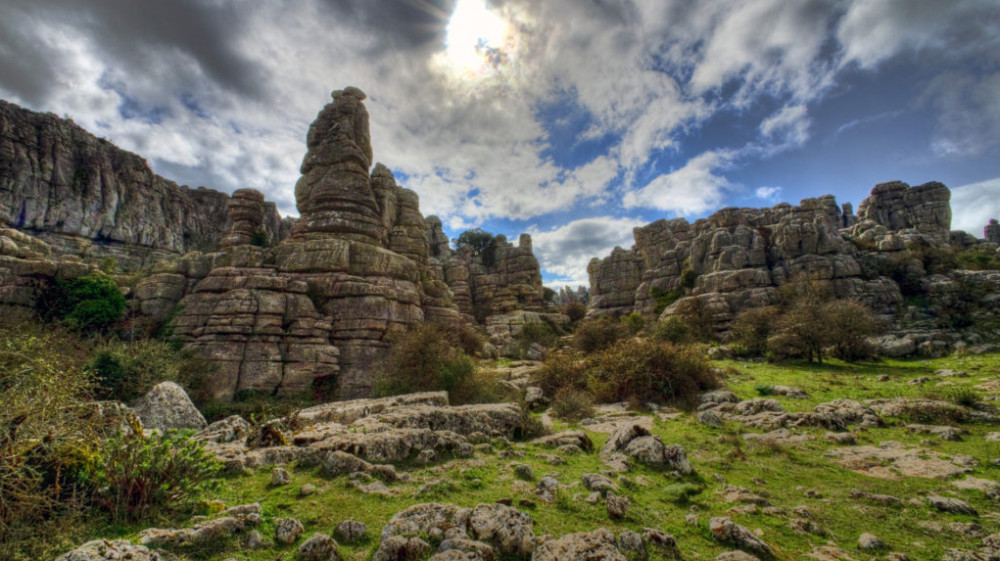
[588,181,1000,352]
[0,100,286,270]
[425,218,564,351]
[986,219,1000,244]
[0,226,97,318]
[134,88,472,399]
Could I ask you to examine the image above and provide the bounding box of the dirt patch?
[828,441,974,479]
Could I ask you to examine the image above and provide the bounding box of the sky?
[2,0,999,288]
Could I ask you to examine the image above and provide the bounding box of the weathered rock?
[139,509,261,547]
[709,517,775,558]
[858,532,886,550]
[617,530,645,557]
[928,495,978,516]
[533,528,626,561]
[986,219,1000,244]
[275,518,306,545]
[298,533,340,561]
[373,536,431,561]
[434,539,495,561]
[335,520,367,542]
[606,491,629,520]
[56,540,179,561]
[467,503,535,556]
[714,552,761,561]
[271,467,291,486]
[582,473,619,495]
[0,100,284,270]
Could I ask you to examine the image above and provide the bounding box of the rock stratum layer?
[588,181,1000,354]
[131,88,552,399]
[0,100,287,270]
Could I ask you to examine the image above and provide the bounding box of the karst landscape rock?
[3,90,1000,561]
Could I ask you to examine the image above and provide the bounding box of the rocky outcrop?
[130,381,207,431]
[0,226,98,319]
[986,219,1000,244]
[587,181,1000,351]
[0,100,286,270]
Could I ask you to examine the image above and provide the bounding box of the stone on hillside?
[617,530,645,557]
[271,467,291,486]
[139,513,260,547]
[858,532,886,550]
[533,528,626,561]
[381,503,472,542]
[513,464,535,481]
[55,540,179,561]
[373,536,431,561]
[467,503,535,555]
[606,491,629,520]
[582,473,619,495]
[130,381,206,431]
[536,476,559,502]
[298,533,340,561]
[533,431,593,451]
[275,518,306,545]
[927,496,978,516]
[335,520,367,542]
[434,538,496,561]
[714,552,761,561]
[709,517,775,558]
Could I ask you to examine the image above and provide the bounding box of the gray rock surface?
[55,540,178,561]
[130,382,207,431]
[533,528,626,561]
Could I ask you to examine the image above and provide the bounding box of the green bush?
[674,297,716,342]
[680,268,698,290]
[651,316,691,344]
[621,312,645,335]
[86,339,213,403]
[535,349,587,396]
[454,229,497,265]
[650,286,683,315]
[39,274,126,331]
[729,307,781,357]
[249,230,269,247]
[375,325,499,404]
[586,338,719,408]
[88,430,219,522]
[955,246,1000,271]
[550,386,595,422]
[561,301,587,324]
[573,317,627,353]
[824,300,880,362]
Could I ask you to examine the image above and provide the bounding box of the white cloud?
[622,150,735,215]
[758,105,810,154]
[529,216,647,285]
[755,186,782,201]
[951,177,1000,238]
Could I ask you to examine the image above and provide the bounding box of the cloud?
[622,150,736,215]
[923,71,1000,158]
[755,186,782,201]
[951,177,1000,237]
[529,216,647,286]
[758,105,810,155]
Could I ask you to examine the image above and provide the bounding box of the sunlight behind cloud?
[444,0,509,74]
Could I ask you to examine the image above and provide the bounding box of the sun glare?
[445,0,509,73]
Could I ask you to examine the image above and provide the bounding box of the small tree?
[675,297,716,342]
[729,307,781,357]
[454,229,496,257]
[39,274,126,331]
[824,300,881,362]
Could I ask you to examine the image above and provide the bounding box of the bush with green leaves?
[621,312,645,335]
[535,349,587,396]
[573,316,627,353]
[652,315,691,344]
[86,339,213,402]
[39,274,126,331]
[729,307,781,357]
[550,386,595,422]
[375,324,500,404]
[674,297,717,342]
[454,228,497,263]
[585,338,719,408]
[561,301,587,324]
[88,429,220,522]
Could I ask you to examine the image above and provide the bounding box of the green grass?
[48,353,1000,560]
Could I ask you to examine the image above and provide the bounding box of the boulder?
[533,528,626,561]
[56,540,178,561]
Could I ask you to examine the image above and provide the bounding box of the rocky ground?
[57,353,1000,561]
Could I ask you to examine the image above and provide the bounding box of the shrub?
[585,339,719,408]
[621,312,645,335]
[680,268,698,290]
[651,315,691,344]
[945,387,981,408]
[650,286,683,315]
[562,301,587,324]
[550,386,595,422]
[39,274,126,331]
[86,339,213,403]
[824,300,881,362]
[573,317,627,353]
[519,322,558,348]
[729,307,781,357]
[543,287,556,303]
[755,384,774,396]
[955,246,1000,271]
[536,350,587,396]
[249,230,269,247]
[675,297,716,342]
[767,302,828,363]
[376,325,493,404]
[89,429,220,522]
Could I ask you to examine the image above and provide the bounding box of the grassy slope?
[75,354,1000,560]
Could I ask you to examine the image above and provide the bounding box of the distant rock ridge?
[588,181,1000,355]
[0,99,287,270]
[129,88,553,399]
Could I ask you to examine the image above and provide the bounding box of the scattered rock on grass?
[606,492,628,520]
[927,496,978,516]
[55,540,178,561]
[271,467,291,486]
[533,528,626,561]
[858,532,886,550]
[275,518,305,545]
[709,517,774,558]
[335,520,367,542]
[298,533,339,561]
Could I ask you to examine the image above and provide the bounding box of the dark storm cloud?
[0,15,59,105]
[3,0,264,100]
[317,0,454,52]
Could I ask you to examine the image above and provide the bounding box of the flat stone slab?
[828,441,973,479]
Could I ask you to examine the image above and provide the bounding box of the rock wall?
[0,100,286,270]
[136,89,466,400]
[587,181,998,349]
[986,219,1000,244]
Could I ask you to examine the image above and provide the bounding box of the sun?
[444,0,509,74]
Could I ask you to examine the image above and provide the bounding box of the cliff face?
[0,100,286,269]
[587,181,1000,354]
